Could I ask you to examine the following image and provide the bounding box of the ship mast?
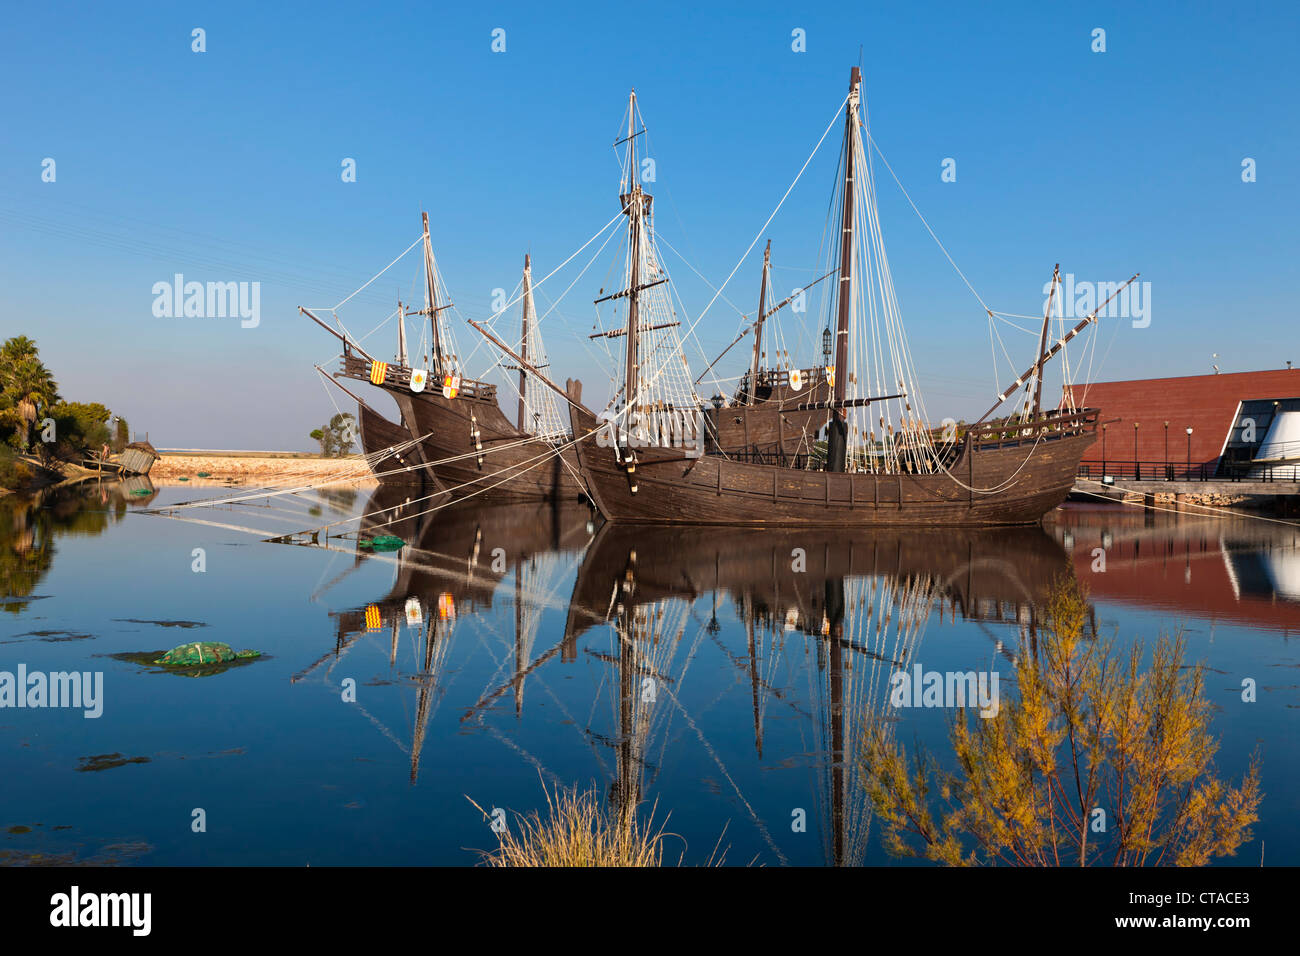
[827,67,861,474]
[518,254,532,431]
[421,211,442,374]
[620,89,646,432]
[748,240,771,396]
[397,298,407,366]
[1030,264,1060,420]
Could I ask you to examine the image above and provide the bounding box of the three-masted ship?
[568,68,1112,526]
[303,214,584,501]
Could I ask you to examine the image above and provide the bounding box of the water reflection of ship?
[565,522,1076,864]
[567,523,1079,663]
[1051,506,1300,634]
[299,491,593,781]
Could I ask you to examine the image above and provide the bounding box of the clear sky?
[2,0,1296,449]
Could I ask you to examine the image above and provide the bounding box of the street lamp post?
[1163,421,1169,479]
[1134,422,1140,480]
[1186,426,1194,479]
[1102,423,1108,474]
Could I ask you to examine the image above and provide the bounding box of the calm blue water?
[1,483,1295,866]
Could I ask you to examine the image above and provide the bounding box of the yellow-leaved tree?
[861,577,1262,866]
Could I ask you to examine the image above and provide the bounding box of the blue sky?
[1,0,1296,448]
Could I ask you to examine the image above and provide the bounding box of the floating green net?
[154,642,261,666]
[358,535,405,552]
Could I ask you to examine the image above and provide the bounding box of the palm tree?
[0,336,39,369]
[1,338,60,453]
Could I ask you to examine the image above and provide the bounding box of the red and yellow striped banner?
[364,604,381,630]
[370,361,388,385]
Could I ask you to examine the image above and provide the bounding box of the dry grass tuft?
[467,778,729,867]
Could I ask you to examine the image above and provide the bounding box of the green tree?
[860,577,1262,866]
[310,413,356,458]
[47,401,112,460]
[0,337,61,453]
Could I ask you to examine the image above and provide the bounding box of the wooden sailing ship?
[303,216,584,501]
[568,69,1124,526]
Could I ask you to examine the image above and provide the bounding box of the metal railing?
[1077,460,1300,482]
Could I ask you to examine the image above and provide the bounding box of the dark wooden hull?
[398,387,585,502]
[570,402,1098,526]
[358,403,428,486]
[341,359,583,500]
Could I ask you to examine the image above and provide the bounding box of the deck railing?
[340,352,497,402]
[969,408,1099,450]
[717,448,815,469]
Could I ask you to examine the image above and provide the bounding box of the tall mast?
[623,90,641,427]
[518,254,532,431]
[749,240,771,395]
[828,67,861,474]
[1031,264,1060,419]
[422,211,442,373]
[397,298,407,366]
[975,273,1139,424]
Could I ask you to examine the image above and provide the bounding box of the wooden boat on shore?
[567,68,1130,527]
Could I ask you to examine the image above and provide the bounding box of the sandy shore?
[151,454,374,484]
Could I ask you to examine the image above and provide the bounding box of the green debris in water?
[154,642,260,667]
[128,488,151,496]
[358,535,405,552]
[177,477,189,482]
[196,471,211,477]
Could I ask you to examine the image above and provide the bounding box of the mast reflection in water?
[1,485,1291,865]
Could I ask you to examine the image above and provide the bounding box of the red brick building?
[1061,368,1300,477]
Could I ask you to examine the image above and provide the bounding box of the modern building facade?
[1061,367,1300,479]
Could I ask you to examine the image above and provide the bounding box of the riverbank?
[151,453,373,484]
